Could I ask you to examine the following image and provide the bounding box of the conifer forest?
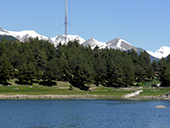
[0,38,170,90]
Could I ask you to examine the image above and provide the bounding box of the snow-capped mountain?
[51,35,85,46]
[82,38,106,49]
[106,38,145,54]
[0,27,170,60]
[147,46,170,59]
[82,37,140,51]
[9,30,53,43]
[0,27,11,36]
[106,38,134,50]
[0,27,53,43]
[0,27,18,41]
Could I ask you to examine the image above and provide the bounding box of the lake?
[0,99,170,128]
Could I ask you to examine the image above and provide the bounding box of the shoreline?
[0,94,125,100]
[0,94,169,100]
[0,94,110,100]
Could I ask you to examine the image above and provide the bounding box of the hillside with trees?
[0,38,169,90]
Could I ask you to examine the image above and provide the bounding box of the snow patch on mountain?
[51,35,86,46]
[82,38,106,49]
[147,46,170,59]
[0,27,11,36]
[106,38,134,50]
[9,30,52,43]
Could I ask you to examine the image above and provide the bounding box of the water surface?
[0,100,170,128]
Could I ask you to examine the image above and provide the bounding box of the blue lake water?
[0,99,170,128]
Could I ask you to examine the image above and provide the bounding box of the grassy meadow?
[0,79,170,99]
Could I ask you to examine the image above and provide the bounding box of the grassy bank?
[0,79,170,99]
[0,80,132,97]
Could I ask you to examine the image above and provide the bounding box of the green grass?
[0,80,79,95]
[0,80,134,97]
[0,79,170,99]
[0,85,83,95]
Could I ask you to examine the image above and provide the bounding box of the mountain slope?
[106,38,135,50]
[9,30,53,43]
[51,35,86,46]
[147,46,170,59]
[0,27,18,41]
[82,38,106,49]
[0,27,11,36]
[0,27,53,43]
[0,35,18,41]
[105,38,159,62]
[106,38,145,54]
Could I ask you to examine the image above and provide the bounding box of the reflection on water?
[0,100,170,128]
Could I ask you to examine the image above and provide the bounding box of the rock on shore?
[0,94,109,99]
[1,92,170,100]
[141,92,170,100]
[155,93,170,100]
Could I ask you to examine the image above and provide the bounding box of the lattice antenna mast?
[65,0,68,43]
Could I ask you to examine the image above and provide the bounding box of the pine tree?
[134,64,146,84]
[56,42,70,81]
[107,59,124,87]
[41,59,59,86]
[158,58,167,75]
[122,58,135,86]
[66,40,94,90]
[34,49,47,79]
[166,55,170,65]
[138,51,154,79]
[93,46,107,86]
[160,66,170,87]
[0,60,14,85]
[128,49,139,64]
[152,60,159,72]
[18,62,36,84]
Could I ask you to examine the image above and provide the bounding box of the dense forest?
[0,37,170,90]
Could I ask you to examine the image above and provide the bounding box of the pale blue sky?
[1,0,170,52]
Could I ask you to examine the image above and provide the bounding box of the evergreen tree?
[106,59,124,87]
[160,66,170,87]
[166,55,170,65]
[66,40,94,90]
[56,42,70,81]
[159,56,170,86]
[152,60,159,72]
[122,58,135,86]
[158,58,167,74]
[93,46,107,86]
[41,58,59,86]
[17,62,36,84]
[34,49,47,79]
[135,64,146,84]
[128,49,139,65]
[138,51,154,79]
[0,59,14,85]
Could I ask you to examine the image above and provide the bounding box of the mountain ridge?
[0,27,169,60]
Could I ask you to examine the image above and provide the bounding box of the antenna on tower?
[65,0,68,43]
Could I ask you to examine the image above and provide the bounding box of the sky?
[0,0,170,52]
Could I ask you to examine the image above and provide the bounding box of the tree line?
[0,38,169,90]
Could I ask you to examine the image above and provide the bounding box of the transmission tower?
[65,0,68,43]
